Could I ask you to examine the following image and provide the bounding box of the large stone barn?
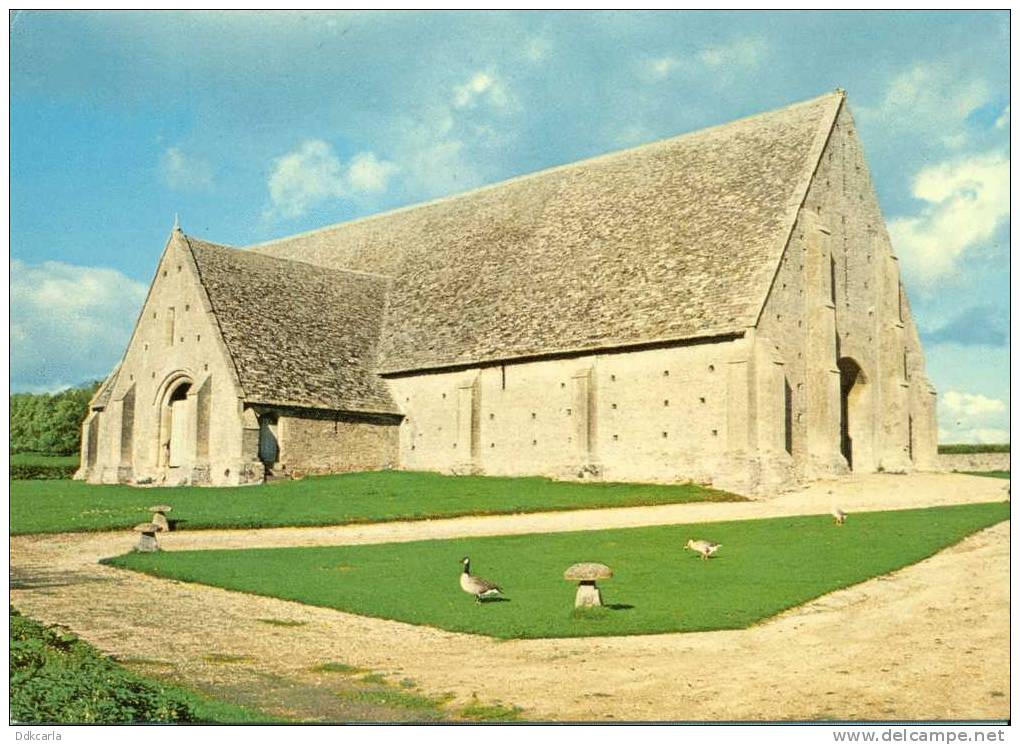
[76,90,938,494]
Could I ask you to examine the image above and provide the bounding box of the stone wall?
[938,452,1010,472]
[277,411,400,475]
[387,337,751,488]
[754,101,938,483]
[80,233,253,486]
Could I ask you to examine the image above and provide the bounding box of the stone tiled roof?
[252,92,842,374]
[90,365,120,410]
[185,235,398,414]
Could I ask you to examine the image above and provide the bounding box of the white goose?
[459,557,503,603]
[684,539,721,560]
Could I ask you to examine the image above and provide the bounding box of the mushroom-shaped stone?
[564,562,612,608]
[148,504,172,532]
[133,523,161,553]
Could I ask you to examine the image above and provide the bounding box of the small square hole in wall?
[663,370,669,377]
[411,445,416,451]
[490,442,495,448]
[489,413,495,420]
[612,434,619,441]
[610,374,616,382]
[405,397,409,403]
[560,382,566,389]
[699,397,706,404]
[144,343,149,351]
[180,336,184,343]
[664,399,669,407]
[662,431,668,439]
[708,365,715,372]
[566,408,572,416]
[151,372,156,379]
[204,363,208,371]
[611,403,617,410]
[152,312,157,319]
[185,304,190,311]
[442,393,446,399]
[162,270,167,277]
[197,334,201,342]
[531,412,536,419]
[711,429,718,436]
[452,443,457,449]
[177,265,182,272]
[129,374,134,381]
[532,439,537,446]
[776,314,782,321]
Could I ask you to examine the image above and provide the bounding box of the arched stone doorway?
[837,357,871,470]
[158,377,194,469]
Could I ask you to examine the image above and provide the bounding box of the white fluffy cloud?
[697,37,768,69]
[452,71,512,111]
[265,140,397,220]
[888,151,1008,283]
[389,69,519,200]
[644,37,768,81]
[941,391,1006,418]
[938,390,1009,444]
[995,105,1009,129]
[860,63,991,148]
[11,260,147,390]
[345,151,399,193]
[159,147,214,191]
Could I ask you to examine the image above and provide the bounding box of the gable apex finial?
[173,213,181,232]
[834,86,846,98]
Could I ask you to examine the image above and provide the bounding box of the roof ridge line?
[749,90,846,330]
[248,91,843,252]
[186,232,393,279]
[181,233,248,399]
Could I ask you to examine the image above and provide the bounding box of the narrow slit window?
[165,307,176,346]
[829,256,837,304]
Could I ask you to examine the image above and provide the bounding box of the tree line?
[10,381,100,455]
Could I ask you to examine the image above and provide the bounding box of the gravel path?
[9,472,1009,721]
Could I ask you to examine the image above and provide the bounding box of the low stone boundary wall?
[938,452,1010,473]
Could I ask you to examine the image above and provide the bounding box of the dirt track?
[9,472,1010,721]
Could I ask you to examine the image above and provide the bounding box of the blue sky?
[10,10,1010,442]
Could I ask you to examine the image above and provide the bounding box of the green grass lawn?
[961,471,1010,480]
[10,470,741,535]
[106,501,1009,639]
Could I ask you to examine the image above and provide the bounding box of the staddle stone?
[133,523,160,553]
[149,505,172,532]
[564,562,612,608]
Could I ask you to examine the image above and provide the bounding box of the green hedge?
[938,443,1010,454]
[10,463,77,480]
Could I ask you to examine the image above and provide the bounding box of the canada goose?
[832,508,847,525]
[684,539,721,560]
[460,557,503,603]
